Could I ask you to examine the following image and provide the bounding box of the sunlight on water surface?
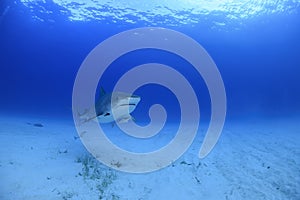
[17,0,300,27]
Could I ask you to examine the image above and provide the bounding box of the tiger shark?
[95,90,141,123]
[79,88,141,124]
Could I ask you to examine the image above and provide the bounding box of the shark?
[79,88,141,124]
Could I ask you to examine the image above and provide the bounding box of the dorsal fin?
[100,86,106,96]
[96,86,106,102]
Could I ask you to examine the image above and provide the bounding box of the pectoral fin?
[117,115,135,123]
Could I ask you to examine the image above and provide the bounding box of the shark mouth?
[120,103,136,106]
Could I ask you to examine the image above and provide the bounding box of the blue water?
[0,1,300,198]
[1,0,299,122]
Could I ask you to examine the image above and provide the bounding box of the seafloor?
[0,115,299,200]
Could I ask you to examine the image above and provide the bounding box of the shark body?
[95,91,141,123]
[78,89,141,124]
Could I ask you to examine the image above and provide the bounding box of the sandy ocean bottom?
[0,115,299,200]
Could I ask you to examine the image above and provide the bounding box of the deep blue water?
[0,0,300,123]
[0,1,300,198]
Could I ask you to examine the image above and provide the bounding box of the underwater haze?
[0,0,300,199]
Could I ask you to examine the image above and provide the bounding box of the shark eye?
[104,113,110,116]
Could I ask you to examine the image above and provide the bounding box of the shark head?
[95,91,141,124]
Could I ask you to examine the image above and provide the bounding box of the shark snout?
[129,95,141,103]
[120,95,140,107]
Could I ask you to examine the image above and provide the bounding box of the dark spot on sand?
[33,123,44,127]
[195,176,201,184]
[27,122,44,127]
[74,136,80,140]
[180,161,192,165]
[58,149,68,154]
[111,161,122,168]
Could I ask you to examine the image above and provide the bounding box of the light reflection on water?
[16,0,300,27]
